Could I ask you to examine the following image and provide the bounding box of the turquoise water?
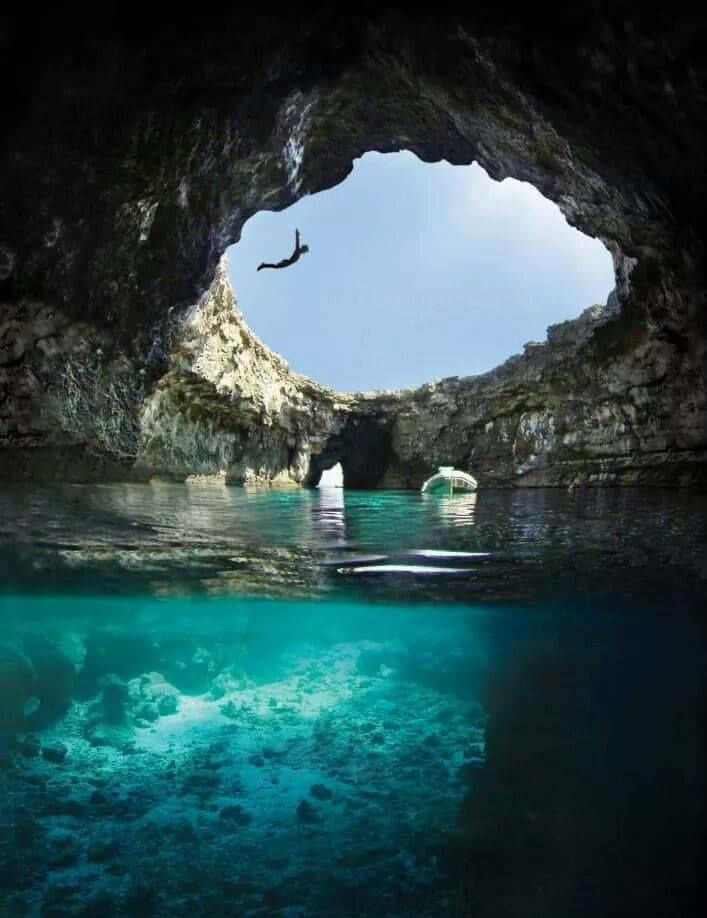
[1,484,705,916]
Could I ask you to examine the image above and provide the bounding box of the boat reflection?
[423,491,477,527]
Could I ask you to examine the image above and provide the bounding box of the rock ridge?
[133,263,706,488]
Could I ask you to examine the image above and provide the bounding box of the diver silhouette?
[257,229,309,271]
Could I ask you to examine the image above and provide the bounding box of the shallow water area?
[1,484,705,917]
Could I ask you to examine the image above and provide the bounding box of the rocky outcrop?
[0,300,146,480]
[133,264,706,488]
[0,8,705,485]
[136,263,348,484]
[373,295,707,488]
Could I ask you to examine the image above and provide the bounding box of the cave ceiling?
[1,6,705,334]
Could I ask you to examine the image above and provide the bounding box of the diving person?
[257,229,309,271]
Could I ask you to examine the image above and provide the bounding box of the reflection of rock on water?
[313,474,346,545]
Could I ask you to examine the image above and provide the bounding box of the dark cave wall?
[0,6,706,483]
[306,417,393,489]
[2,7,705,327]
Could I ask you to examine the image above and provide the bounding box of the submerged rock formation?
[0,8,705,485]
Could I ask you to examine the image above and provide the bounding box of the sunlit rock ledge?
[1,259,705,488]
[133,263,707,489]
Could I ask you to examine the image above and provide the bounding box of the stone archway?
[306,415,393,489]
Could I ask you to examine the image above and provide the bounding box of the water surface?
[1,484,704,917]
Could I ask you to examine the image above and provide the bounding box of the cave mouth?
[226,151,615,394]
[305,417,393,489]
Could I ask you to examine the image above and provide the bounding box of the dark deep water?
[1,484,705,917]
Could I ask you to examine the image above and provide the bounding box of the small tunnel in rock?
[305,417,393,489]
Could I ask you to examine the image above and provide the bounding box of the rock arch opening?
[226,152,615,393]
[306,417,394,489]
[316,462,343,488]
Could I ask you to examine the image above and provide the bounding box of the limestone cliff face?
[135,262,352,484]
[315,289,705,490]
[2,253,703,487]
[132,264,706,488]
[377,299,706,488]
[0,300,145,480]
[0,8,705,485]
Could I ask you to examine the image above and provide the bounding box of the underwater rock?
[18,734,40,757]
[72,891,118,917]
[450,638,703,917]
[99,674,129,724]
[162,644,219,694]
[19,636,75,727]
[46,829,81,868]
[53,632,86,673]
[296,799,320,824]
[76,632,161,698]
[0,644,35,732]
[219,804,252,826]
[41,879,84,915]
[157,694,178,716]
[219,699,239,719]
[86,838,120,863]
[456,760,484,784]
[464,741,485,758]
[41,741,68,764]
[181,770,220,794]
[8,806,39,846]
[0,895,26,918]
[127,672,180,722]
[81,674,137,749]
[134,703,159,724]
[52,797,87,820]
[23,696,40,718]
[121,882,158,917]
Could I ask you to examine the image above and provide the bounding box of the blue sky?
[227,152,614,392]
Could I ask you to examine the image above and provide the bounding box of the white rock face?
[136,260,352,484]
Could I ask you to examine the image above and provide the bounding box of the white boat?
[421,466,478,496]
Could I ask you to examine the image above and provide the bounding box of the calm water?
[1,484,705,917]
